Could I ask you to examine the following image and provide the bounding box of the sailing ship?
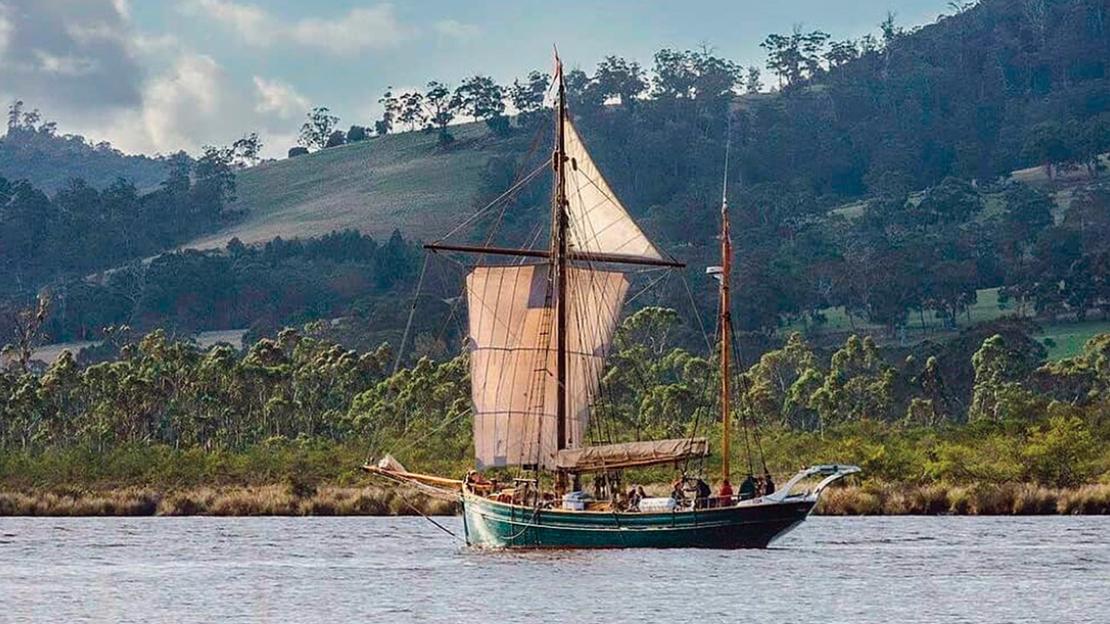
[366,56,859,549]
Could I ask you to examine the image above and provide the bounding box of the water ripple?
[0,516,1106,623]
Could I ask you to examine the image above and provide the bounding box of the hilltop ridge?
[187,123,527,248]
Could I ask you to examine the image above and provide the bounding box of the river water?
[0,516,1106,623]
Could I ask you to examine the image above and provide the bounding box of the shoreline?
[2,482,1108,516]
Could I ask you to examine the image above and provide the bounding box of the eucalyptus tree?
[454,75,508,135]
[508,70,550,127]
[298,107,341,151]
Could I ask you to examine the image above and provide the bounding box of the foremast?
[719,129,733,486]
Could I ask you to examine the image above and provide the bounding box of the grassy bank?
[3,481,1109,516]
[0,484,458,517]
[4,420,1106,516]
[816,482,1110,515]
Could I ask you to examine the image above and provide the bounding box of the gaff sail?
[466,264,627,469]
[463,96,665,471]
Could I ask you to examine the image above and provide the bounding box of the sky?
[0,0,952,158]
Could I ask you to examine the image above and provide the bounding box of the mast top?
[722,112,732,209]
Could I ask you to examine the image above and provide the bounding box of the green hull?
[461,491,815,549]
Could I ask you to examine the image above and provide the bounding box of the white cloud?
[112,0,131,21]
[132,33,181,55]
[190,0,270,45]
[185,1,411,55]
[0,6,12,65]
[34,50,98,75]
[80,53,302,159]
[433,19,480,40]
[0,0,298,159]
[253,76,309,119]
[134,53,227,151]
[0,0,144,115]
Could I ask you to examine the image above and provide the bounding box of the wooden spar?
[361,464,463,489]
[720,128,733,485]
[554,58,569,454]
[422,242,685,268]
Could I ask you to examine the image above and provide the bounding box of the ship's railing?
[763,464,861,503]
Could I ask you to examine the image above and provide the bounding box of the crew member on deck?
[718,479,733,507]
[694,478,711,509]
[670,479,686,506]
[764,472,776,496]
[739,474,757,500]
[627,485,642,511]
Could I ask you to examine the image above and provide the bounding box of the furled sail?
[467,264,628,469]
[563,118,663,262]
[555,438,710,472]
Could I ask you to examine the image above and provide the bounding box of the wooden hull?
[461,490,815,549]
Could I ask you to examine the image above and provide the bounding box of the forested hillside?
[0,102,170,192]
[0,150,238,295]
[203,0,1110,342]
[2,0,1108,361]
[2,0,1109,501]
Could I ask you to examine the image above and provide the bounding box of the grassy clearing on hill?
[1041,321,1110,359]
[788,286,1106,360]
[187,122,525,249]
[789,287,1015,334]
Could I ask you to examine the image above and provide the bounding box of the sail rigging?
[433,57,680,473]
[365,51,863,551]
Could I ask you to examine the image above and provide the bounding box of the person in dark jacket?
[670,479,686,505]
[694,478,712,509]
[763,473,775,496]
[738,474,757,500]
[627,485,643,511]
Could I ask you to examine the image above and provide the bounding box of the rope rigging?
[729,317,767,476]
[374,65,738,501]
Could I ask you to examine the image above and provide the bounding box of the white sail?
[466,264,628,469]
[563,118,663,261]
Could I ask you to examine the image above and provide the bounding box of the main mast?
[554,59,569,456]
[421,54,685,479]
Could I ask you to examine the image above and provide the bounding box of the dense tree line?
[0,309,1106,487]
[0,151,239,295]
[0,101,170,192]
[365,0,1109,336]
[7,1,1107,347]
[2,229,426,347]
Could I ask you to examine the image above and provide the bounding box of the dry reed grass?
[3,482,1107,516]
[815,482,1110,515]
[0,484,459,517]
